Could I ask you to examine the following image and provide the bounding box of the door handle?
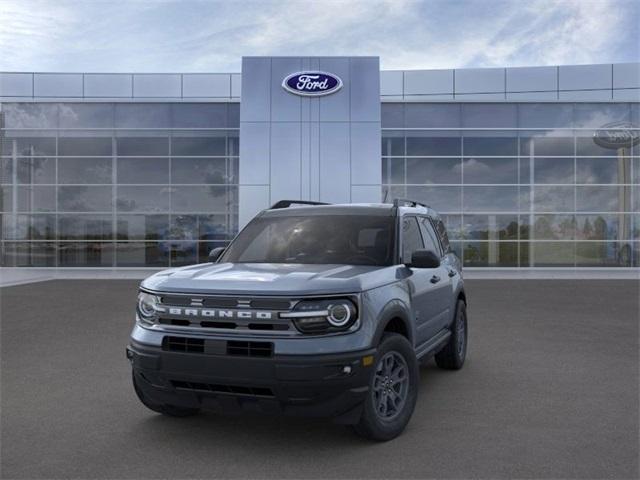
[430,275,441,284]
[448,269,457,277]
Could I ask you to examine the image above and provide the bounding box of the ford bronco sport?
[127,199,468,441]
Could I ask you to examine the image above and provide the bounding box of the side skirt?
[414,329,451,360]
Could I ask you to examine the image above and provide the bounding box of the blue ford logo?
[282,71,343,96]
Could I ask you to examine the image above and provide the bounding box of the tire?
[435,300,467,370]
[353,333,419,441]
[132,371,200,417]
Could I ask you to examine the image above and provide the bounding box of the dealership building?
[0,57,638,270]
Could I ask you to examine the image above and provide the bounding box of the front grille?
[171,380,274,397]
[227,341,273,357]
[162,336,204,353]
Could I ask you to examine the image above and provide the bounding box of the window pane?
[116,137,168,156]
[2,214,56,240]
[576,134,623,157]
[573,104,630,128]
[17,157,56,184]
[58,186,111,212]
[533,186,574,212]
[531,242,575,266]
[59,242,114,267]
[385,156,405,184]
[406,158,461,184]
[381,133,404,156]
[1,242,56,267]
[171,158,228,184]
[17,186,56,212]
[520,135,574,156]
[171,136,226,156]
[114,104,171,128]
[576,157,629,184]
[0,158,12,183]
[463,158,518,184]
[462,215,519,240]
[463,186,519,212]
[168,215,198,240]
[172,104,227,128]
[59,104,114,128]
[462,104,517,128]
[406,135,460,156]
[115,242,169,267]
[440,214,462,240]
[533,215,576,240]
[116,186,170,212]
[405,104,461,128]
[8,137,56,156]
[576,185,631,212]
[117,158,169,184]
[381,104,403,128]
[199,241,229,263]
[168,241,198,267]
[58,158,112,184]
[228,104,240,127]
[575,242,632,267]
[58,137,112,156]
[462,242,518,267]
[198,214,233,240]
[576,214,632,241]
[518,104,573,129]
[533,158,574,184]
[171,186,231,212]
[463,136,518,156]
[406,186,461,212]
[59,214,112,240]
[116,214,169,240]
[2,104,58,128]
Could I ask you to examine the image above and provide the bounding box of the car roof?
[260,203,440,219]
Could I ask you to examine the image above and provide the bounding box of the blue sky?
[0,0,638,72]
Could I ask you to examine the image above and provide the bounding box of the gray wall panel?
[34,73,83,97]
[239,122,270,185]
[351,122,381,185]
[319,122,351,203]
[239,185,270,227]
[183,74,231,97]
[559,89,612,100]
[613,63,640,89]
[455,68,504,94]
[133,74,181,97]
[506,66,556,92]
[404,69,453,95]
[381,71,403,96]
[240,57,271,122]
[319,57,350,121]
[271,57,302,122]
[352,185,382,203]
[559,64,611,91]
[613,89,640,101]
[270,122,302,202]
[350,57,380,122]
[231,74,242,98]
[0,73,32,97]
[84,74,132,97]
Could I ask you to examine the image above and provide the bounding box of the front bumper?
[127,339,376,423]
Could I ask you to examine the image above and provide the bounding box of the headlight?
[281,298,358,334]
[137,292,160,324]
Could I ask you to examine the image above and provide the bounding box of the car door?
[400,216,443,346]
[418,216,453,334]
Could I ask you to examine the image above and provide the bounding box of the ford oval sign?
[282,71,343,97]
[593,122,640,149]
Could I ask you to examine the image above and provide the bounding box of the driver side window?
[402,217,424,263]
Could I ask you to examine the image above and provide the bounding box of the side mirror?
[208,247,226,262]
[407,249,440,269]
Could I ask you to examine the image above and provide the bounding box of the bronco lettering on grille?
[156,306,273,320]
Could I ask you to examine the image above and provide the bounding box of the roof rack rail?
[393,198,431,209]
[270,200,331,209]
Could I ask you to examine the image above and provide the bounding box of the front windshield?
[220,215,394,266]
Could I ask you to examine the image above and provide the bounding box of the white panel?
[319,122,350,203]
[183,74,230,97]
[380,71,403,96]
[300,122,311,199]
[559,90,612,101]
[506,66,556,92]
[613,63,640,89]
[350,122,381,185]
[84,74,132,97]
[231,74,242,98]
[380,95,405,101]
[455,68,504,94]
[455,93,505,100]
[310,122,320,201]
[559,64,611,91]
[350,57,380,122]
[506,91,558,101]
[239,122,270,185]
[34,73,83,97]
[271,57,302,122]
[351,185,382,203]
[239,185,270,228]
[240,57,271,122]
[0,73,32,97]
[319,57,350,121]
[270,122,301,202]
[613,89,640,101]
[133,74,181,97]
[404,69,453,95]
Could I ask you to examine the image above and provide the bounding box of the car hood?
[141,262,399,296]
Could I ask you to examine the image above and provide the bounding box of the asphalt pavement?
[1,279,638,479]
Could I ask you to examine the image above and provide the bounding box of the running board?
[415,330,451,360]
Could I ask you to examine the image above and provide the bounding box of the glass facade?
[0,103,239,267]
[382,102,640,268]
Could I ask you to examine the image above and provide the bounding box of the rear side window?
[419,217,442,256]
[434,219,451,253]
[401,217,424,263]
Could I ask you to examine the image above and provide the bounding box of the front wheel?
[435,299,467,370]
[353,333,419,441]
